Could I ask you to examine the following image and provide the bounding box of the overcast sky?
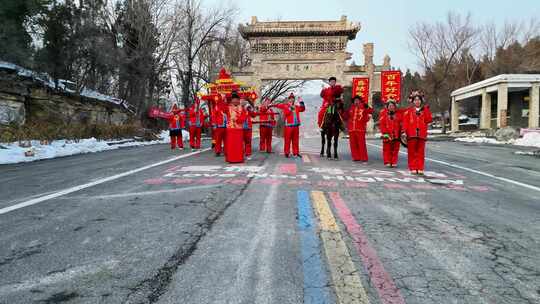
[207,0,540,72]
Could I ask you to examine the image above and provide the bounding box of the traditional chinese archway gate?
[231,16,392,106]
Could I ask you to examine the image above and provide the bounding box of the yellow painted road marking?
[311,191,371,304]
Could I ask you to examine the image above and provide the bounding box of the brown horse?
[320,103,344,159]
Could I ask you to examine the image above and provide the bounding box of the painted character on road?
[273,93,306,158]
[379,100,403,167]
[345,95,373,162]
[403,94,433,175]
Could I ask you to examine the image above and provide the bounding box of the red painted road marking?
[144,178,166,185]
[329,192,406,304]
[469,185,492,192]
[345,182,369,188]
[410,184,437,190]
[278,163,297,175]
[383,183,408,189]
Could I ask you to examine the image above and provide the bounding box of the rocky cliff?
[0,63,132,127]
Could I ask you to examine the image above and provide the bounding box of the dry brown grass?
[0,121,148,143]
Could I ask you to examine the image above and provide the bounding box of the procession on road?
[158,71,433,175]
[2,4,540,304]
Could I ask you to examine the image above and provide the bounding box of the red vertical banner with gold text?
[352,77,370,103]
[381,71,402,103]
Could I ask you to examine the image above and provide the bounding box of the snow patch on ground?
[455,137,507,145]
[0,130,189,165]
[514,132,540,148]
[455,132,540,148]
[514,150,540,157]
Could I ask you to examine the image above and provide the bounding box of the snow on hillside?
[0,61,130,110]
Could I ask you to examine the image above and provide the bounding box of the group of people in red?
[165,100,207,150]
[166,90,305,164]
[358,91,432,175]
[166,76,432,176]
[318,76,432,175]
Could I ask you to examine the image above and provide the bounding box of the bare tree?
[150,0,185,102]
[480,18,540,76]
[260,80,308,103]
[171,0,237,107]
[480,21,520,61]
[409,11,478,132]
[481,18,540,59]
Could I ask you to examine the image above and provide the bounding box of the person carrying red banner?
[225,92,248,163]
[403,95,433,175]
[242,101,258,159]
[318,76,343,128]
[345,95,373,162]
[273,93,305,158]
[167,104,186,150]
[188,99,206,150]
[379,100,403,167]
[211,98,228,156]
[258,104,276,153]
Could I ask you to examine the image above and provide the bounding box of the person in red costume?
[211,97,228,156]
[403,94,433,175]
[379,100,403,167]
[318,76,344,128]
[225,92,248,163]
[188,99,206,150]
[258,102,277,153]
[345,95,373,162]
[242,100,258,159]
[273,93,306,158]
[167,104,186,150]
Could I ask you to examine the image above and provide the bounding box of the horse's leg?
[320,130,325,157]
[326,131,332,158]
[334,130,339,159]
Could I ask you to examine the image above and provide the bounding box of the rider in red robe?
[274,93,305,158]
[188,99,206,150]
[346,95,373,162]
[379,100,403,167]
[225,92,248,163]
[167,104,186,150]
[403,95,433,175]
[258,105,276,153]
[318,76,344,128]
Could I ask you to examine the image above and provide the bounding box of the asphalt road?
[1,129,539,304]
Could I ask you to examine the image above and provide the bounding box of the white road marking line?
[367,143,540,193]
[0,149,211,216]
[70,185,220,200]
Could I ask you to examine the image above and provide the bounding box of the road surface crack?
[123,155,270,304]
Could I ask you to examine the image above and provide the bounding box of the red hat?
[288,92,295,99]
